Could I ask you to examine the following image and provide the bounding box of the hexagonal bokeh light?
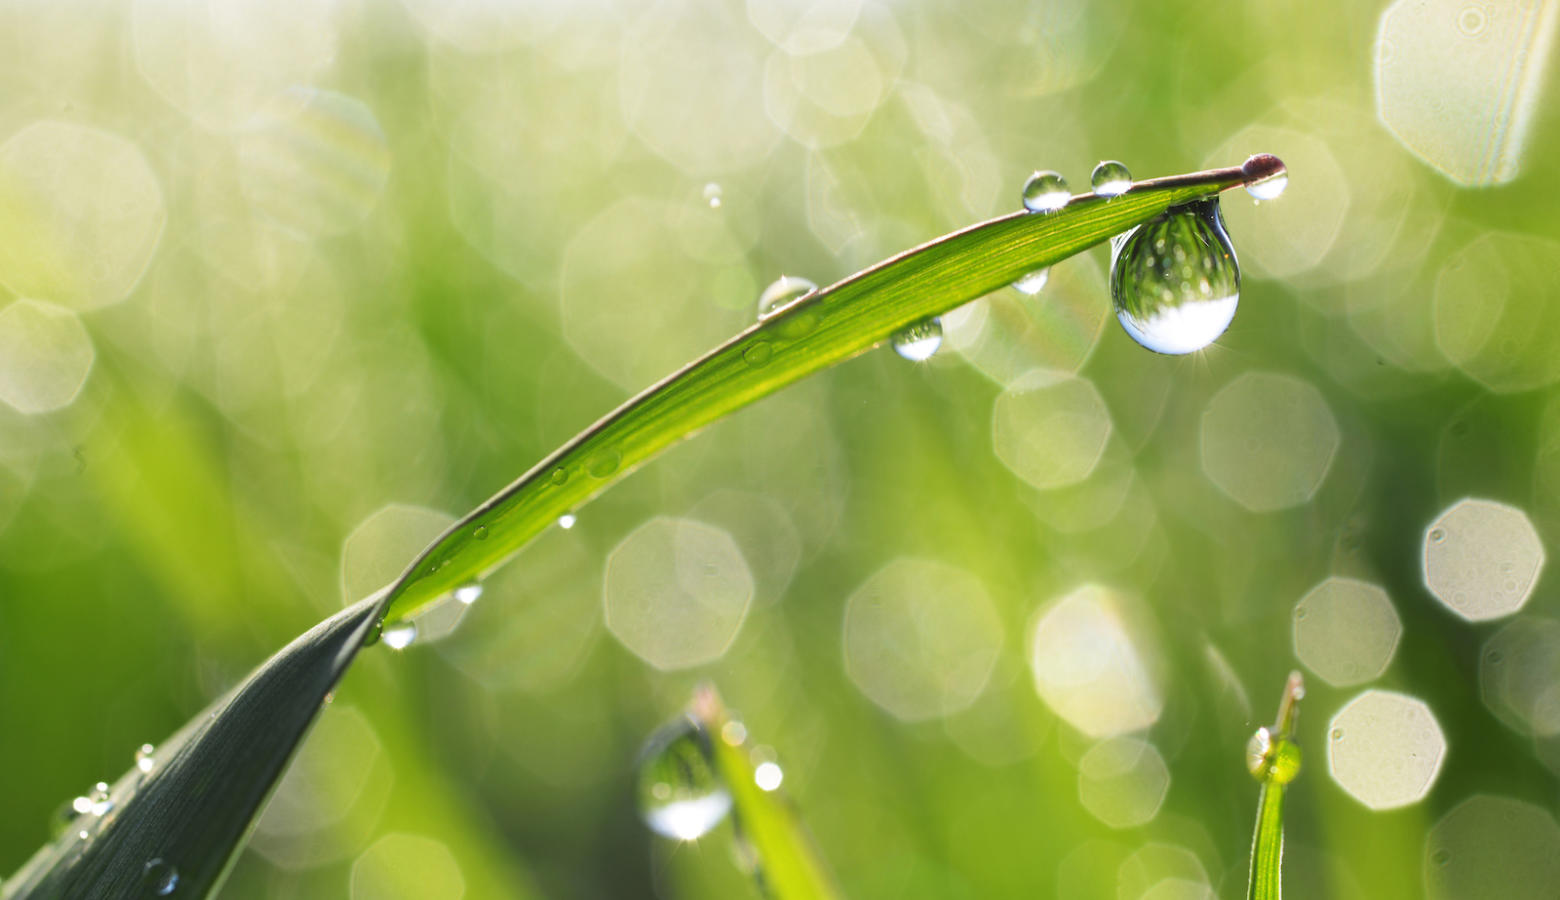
[1327,689,1446,810]
[0,299,95,415]
[1029,584,1163,738]
[991,369,1114,491]
[1422,498,1545,622]
[1424,794,1560,900]
[350,832,465,900]
[1292,577,1402,687]
[1479,616,1560,738]
[1076,737,1170,829]
[1199,371,1340,512]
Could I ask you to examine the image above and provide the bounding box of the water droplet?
[135,743,156,774]
[586,447,621,478]
[382,620,417,650]
[1331,727,1344,740]
[754,760,784,792]
[1430,528,1446,542]
[1109,197,1240,354]
[558,513,577,530]
[1241,153,1288,201]
[1090,160,1132,197]
[1245,726,1302,784]
[637,716,731,841]
[1431,847,1451,866]
[473,525,489,540]
[143,858,179,895]
[549,467,568,486]
[757,275,817,321]
[891,318,942,361]
[703,182,722,208]
[1011,268,1049,295]
[743,341,773,367]
[1021,170,1070,213]
[87,782,113,816]
[454,581,483,605]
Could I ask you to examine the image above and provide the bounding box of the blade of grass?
[378,157,1284,626]
[689,686,842,900]
[1246,671,1305,900]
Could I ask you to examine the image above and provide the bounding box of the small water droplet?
[558,513,577,530]
[754,760,784,792]
[88,782,113,816]
[1486,649,1504,664]
[382,621,417,650]
[1011,268,1049,295]
[586,447,621,478]
[1090,160,1132,197]
[1430,528,1446,542]
[549,467,569,486]
[1431,848,1451,866]
[1331,728,1344,740]
[1021,170,1070,213]
[1241,153,1288,201]
[757,275,817,321]
[143,858,179,895]
[703,182,722,208]
[743,341,773,367]
[1110,197,1240,354]
[135,743,156,774]
[891,318,942,361]
[1245,727,1302,784]
[637,716,731,841]
[454,581,483,605]
[473,525,489,540]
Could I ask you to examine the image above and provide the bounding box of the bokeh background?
[2,0,1559,897]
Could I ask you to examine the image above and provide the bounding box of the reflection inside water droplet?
[1246,726,1302,784]
[757,275,817,321]
[558,513,577,529]
[637,715,731,841]
[1091,160,1132,197]
[382,621,417,650]
[1109,197,1240,354]
[891,318,943,361]
[1012,268,1049,295]
[1022,170,1070,213]
[454,581,483,605]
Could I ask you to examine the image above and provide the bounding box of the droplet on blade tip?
[1241,153,1288,200]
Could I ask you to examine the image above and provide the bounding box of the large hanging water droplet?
[382,620,417,650]
[142,858,179,895]
[636,716,731,841]
[1242,153,1288,201]
[1109,197,1240,355]
[135,743,157,774]
[1090,160,1132,197]
[454,581,483,605]
[1011,268,1049,295]
[891,318,942,361]
[757,275,817,321]
[1021,170,1070,213]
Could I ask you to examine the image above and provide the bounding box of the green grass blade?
[690,686,842,900]
[379,159,1279,624]
[2,597,380,900]
[1246,671,1305,900]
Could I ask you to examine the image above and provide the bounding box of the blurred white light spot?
[237,88,391,238]
[1119,843,1211,900]
[1029,584,1163,738]
[1200,371,1340,512]
[0,121,165,310]
[1480,617,1560,737]
[400,0,580,54]
[0,300,94,415]
[254,705,390,868]
[763,34,890,148]
[746,0,862,53]
[351,833,465,900]
[1375,0,1558,185]
[1077,737,1170,829]
[754,761,784,792]
[1422,497,1545,621]
[340,504,457,605]
[992,370,1113,491]
[1292,577,1402,687]
[131,0,341,130]
[1433,231,1560,393]
[843,558,1004,722]
[1425,794,1560,899]
[1327,689,1446,810]
[604,517,754,671]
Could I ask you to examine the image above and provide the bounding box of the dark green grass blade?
[2,597,379,900]
[379,163,1271,625]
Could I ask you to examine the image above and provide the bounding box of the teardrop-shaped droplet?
[382,620,417,650]
[135,743,157,774]
[1090,160,1132,197]
[1245,726,1303,784]
[142,858,179,895]
[1011,268,1049,295]
[1242,153,1288,201]
[1021,170,1070,213]
[757,275,817,321]
[1109,197,1240,355]
[891,318,943,361]
[454,581,483,605]
[636,716,731,841]
[558,513,577,529]
[703,182,723,208]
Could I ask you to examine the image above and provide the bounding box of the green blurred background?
[2,0,1559,897]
